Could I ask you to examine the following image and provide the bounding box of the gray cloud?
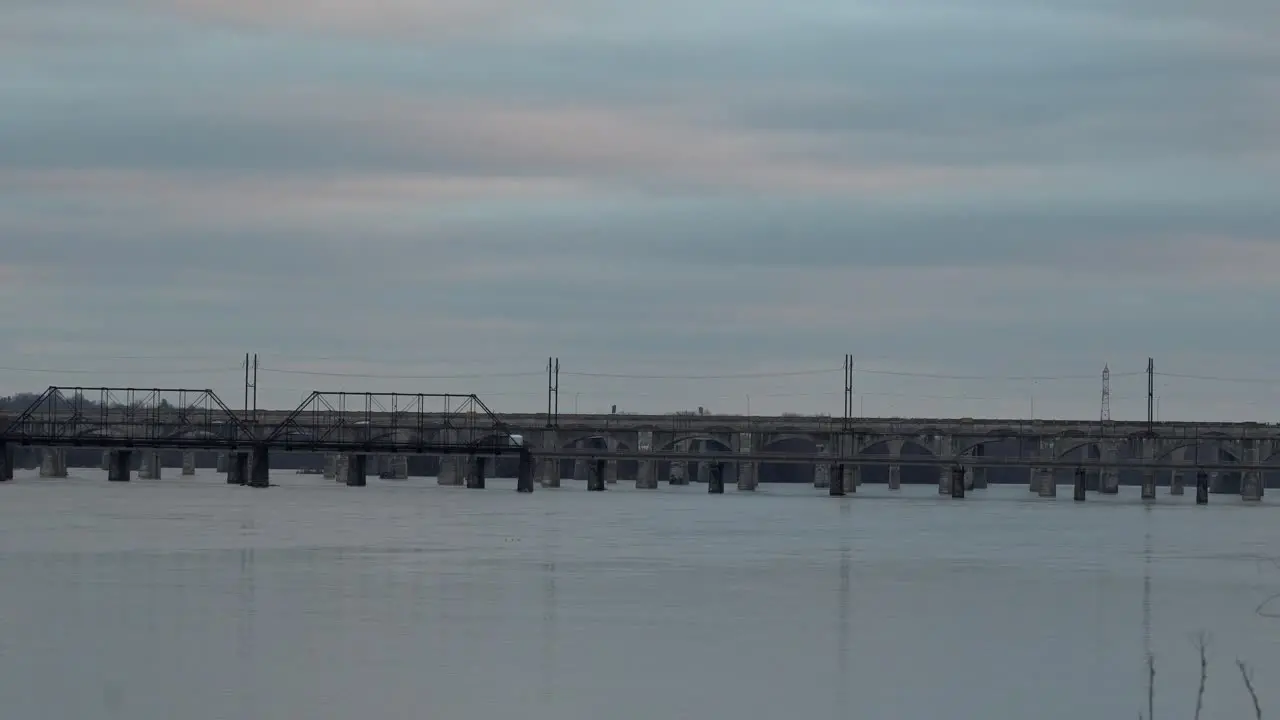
[2,0,1278,419]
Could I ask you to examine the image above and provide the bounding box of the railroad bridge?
[2,387,1276,499]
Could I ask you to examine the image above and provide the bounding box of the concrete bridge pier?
[1195,471,1209,504]
[1139,438,1157,500]
[516,450,534,493]
[829,463,845,496]
[437,456,464,486]
[734,432,757,491]
[1036,468,1057,497]
[217,452,229,473]
[248,447,270,488]
[1100,469,1120,494]
[107,450,132,482]
[381,454,409,480]
[539,458,561,488]
[323,454,338,480]
[1241,440,1264,501]
[587,459,606,491]
[334,454,348,483]
[636,431,657,489]
[813,443,830,488]
[226,452,249,485]
[841,465,858,494]
[950,465,965,498]
[100,451,111,471]
[1170,470,1186,496]
[344,454,367,487]
[465,456,485,489]
[540,430,561,488]
[708,463,725,494]
[1073,467,1087,501]
[138,451,161,480]
[182,451,196,476]
[669,461,688,485]
[887,465,901,490]
[39,448,67,478]
[605,437,619,484]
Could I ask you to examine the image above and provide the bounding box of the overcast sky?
[2,0,1278,420]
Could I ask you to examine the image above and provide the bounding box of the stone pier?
[708,462,725,494]
[323,454,338,480]
[226,452,249,485]
[381,454,409,480]
[1073,467,1087,501]
[465,456,486,489]
[437,456,464,486]
[182,451,196,476]
[1139,437,1156,500]
[138,451,161,480]
[1099,444,1120,494]
[107,449,132,482]
[39,448,67,478]
[587,459,607,491]
[539,429,561,487]
[735,432,757,491]
[334,454,348,483]
[1036,438,1056,497]
[813,443,830,488]
[516,450,535,493]
[100,451,111,471]
[887,464,901,490]
[1170,469,1185,496]
[344,454,367,486]
[1241,440,1263,502]
[248,446,270,488]
[669,460,688,485]
[216,452,229,473]
[605,437,619,484]
[636,431,658,489]
[842,464,858,494]
[950,465,965,498]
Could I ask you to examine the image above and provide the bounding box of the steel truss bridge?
[4,386,1280,474]
[0,386,525,457]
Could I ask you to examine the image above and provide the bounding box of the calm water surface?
[1,471,1276,719]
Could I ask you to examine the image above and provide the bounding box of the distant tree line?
[0,391,181,414]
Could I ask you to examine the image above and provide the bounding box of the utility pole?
[1152,353,1162,430]
[842,354,854,430]
[1100,363,1111,428]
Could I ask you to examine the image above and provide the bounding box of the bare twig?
[1194,633,1208,720]
[1237,660,1262,720]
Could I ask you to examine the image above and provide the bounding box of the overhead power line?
[0,364,242,375]
[257,367,543,380]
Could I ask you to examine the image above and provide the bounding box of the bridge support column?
[344,454,367,487]
[587,459,606,491]
[813,443,830,488]
[1195,471,1209,504]
[1170,470,1186,496]
[830,463,845,496]
[226,451,248,485]
[516,450,534,493]
[100,451,111,471]
[1139,437,1157,500]
[323,454,338,480]
[1100,469,1120,494]
[1036,468,1056,497]
[950,465,965,498]
[636,431,657,489]
[888,465,901,490]
[1,442,13,481]
[108,450,132,482]
[181,451,196,476]
[381,454,408,480]
[1241,440,1263,501]
[249,446,270,488]
[538,430,560,487]
[1073,467,1087,501]
[466,456,486,489]
[217,452,229,473]
[841,465,858,494]
[970,444,986,488]
[709,462,725,494]
[138,451,161,480]
[39,448,67,478]
[669,461,688,485]
[334,454,348,483]
[437,456,463,486]
[606,437,619,484]
[734,432,757,491]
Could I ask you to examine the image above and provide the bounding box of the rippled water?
[0,470,1276,719]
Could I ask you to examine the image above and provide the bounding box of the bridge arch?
[759,435,819,484]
